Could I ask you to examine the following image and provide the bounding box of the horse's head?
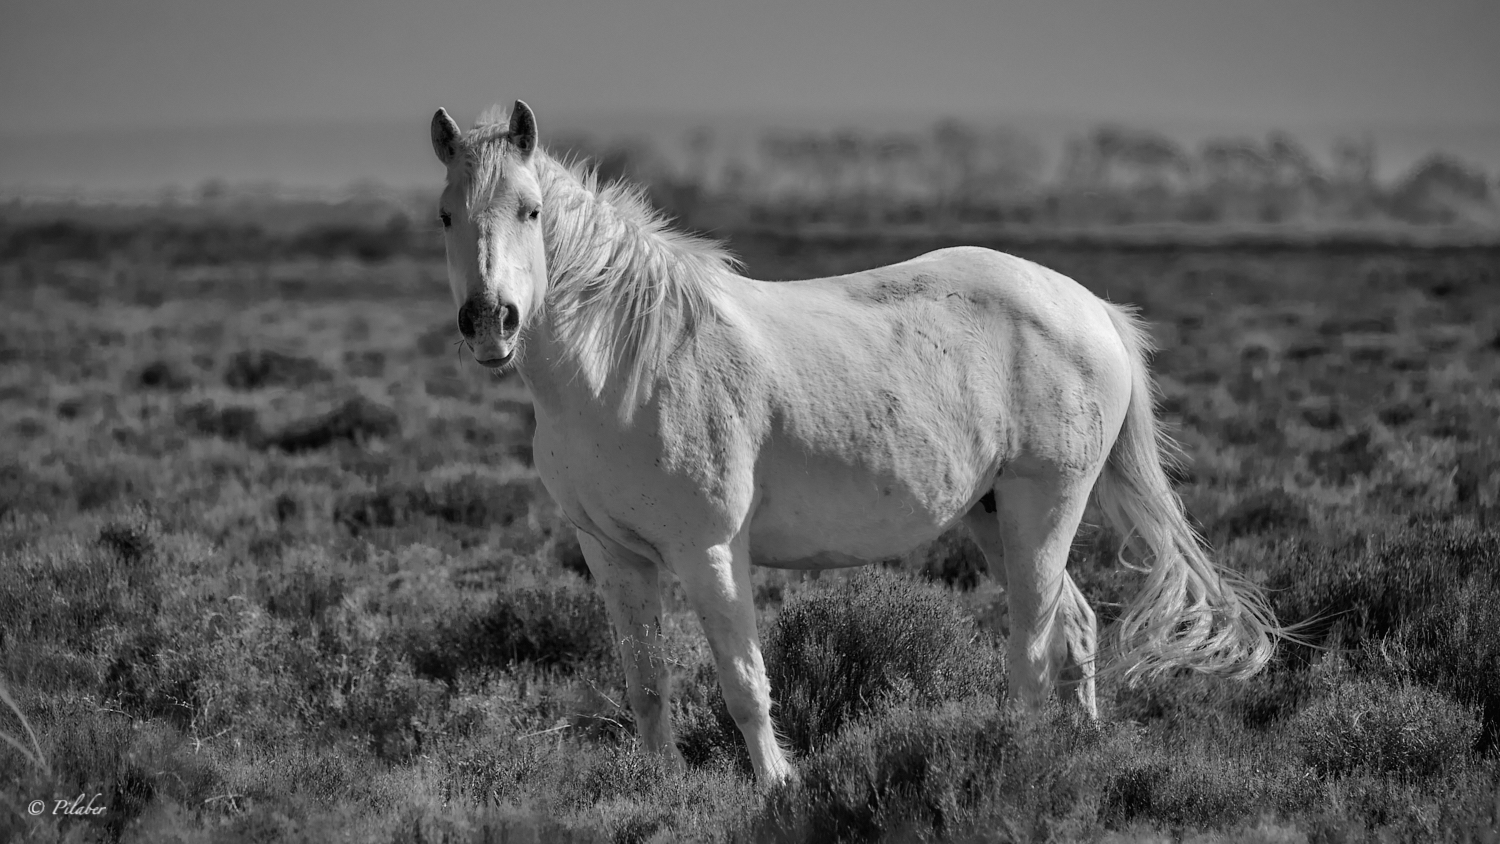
[430,101,546,371]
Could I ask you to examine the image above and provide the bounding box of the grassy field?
[1,230,1499,842]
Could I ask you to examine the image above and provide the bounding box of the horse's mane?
[461,107,738,417]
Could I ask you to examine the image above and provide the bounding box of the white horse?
[430,101,1282,784]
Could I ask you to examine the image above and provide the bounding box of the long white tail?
[1095,304,1280,683]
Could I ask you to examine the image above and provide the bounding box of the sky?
[1,0,1497,191]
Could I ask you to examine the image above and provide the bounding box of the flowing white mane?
[461,109,738,414]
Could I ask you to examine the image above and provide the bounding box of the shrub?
[441,739,551,806]
[759,567,1005,754]
[102,626,205,728]
[1112,664,1322,732]
[260,396,399,452]
[1098,755,1294,831]
[753,703,1020,843]
[96,509,159,566]
[223,349,331,391]
[913,528,989,590]
[674,662,742,768]
[1307,430,1380,484]
[0,463,68,521]
[411,581,613,682]
[480,582,613,669]
[552,534,593,580]
[484,583,613,668]
[261,556,349,630]
[1269,526,1500,650]
[134,359,195,391]
[1291,678,1480,779]
[342,349,386,378]
[1214,488,1310,542]
[333,474,532,532]
[1379,583,1500,752]
[556,743,672,811]
[422,473,532,529]
[1268,527,1500,749]
[176,400,262,442]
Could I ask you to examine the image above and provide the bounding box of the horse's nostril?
[500,304,520,334]
[457,302,475,339]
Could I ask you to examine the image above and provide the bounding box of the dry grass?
[1,230,1499,842]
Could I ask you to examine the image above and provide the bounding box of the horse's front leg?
[668,532,795,784]
[577,530,685,769]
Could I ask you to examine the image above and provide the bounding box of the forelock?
[452,113,528,209]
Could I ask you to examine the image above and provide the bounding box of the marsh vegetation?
[1,223,1498,841]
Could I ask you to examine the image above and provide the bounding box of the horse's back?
[736,246,1134,568]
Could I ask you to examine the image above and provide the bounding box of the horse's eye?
[439,210,452,228]
[527,208,540,221]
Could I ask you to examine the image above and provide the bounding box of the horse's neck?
[523,153,731,423]
[522,156,636,413]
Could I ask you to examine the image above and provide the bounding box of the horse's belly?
[747,466,980,569]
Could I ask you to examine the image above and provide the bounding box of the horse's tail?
[1094,303,1280,684]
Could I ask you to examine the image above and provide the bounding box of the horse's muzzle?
[458,296,520,369]
[472,346,515,370]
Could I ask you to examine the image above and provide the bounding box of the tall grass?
[0,678,48,774]
[1,238,1498,840]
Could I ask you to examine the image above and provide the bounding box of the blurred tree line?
[3,121,1494,267]
[551,121,1499,231]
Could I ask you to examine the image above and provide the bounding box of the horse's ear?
[431,108,462,166]
[508,100,538,157]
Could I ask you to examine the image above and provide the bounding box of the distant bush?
[1214,488,1310,541]
[912,528,989,590]
[1307,430,1381,484]
[0,462,69,520]
[0,216,442,265]
[481,582,613,669]
[420,474,533,529]
[102,626,205,728]
[551,534,592,580]
[223,349,332,391]
[342,349,386,378]
[1291,678,1480,779]
[261,555,349,630]
[411,581,613,682]
[1270,526,1500,650]
[334,474,532,533]
[96,509,159,567]
[133,360,195,392]
[176,400,262,443]
[289,216,423,262]
[261,396,399,452]
[758,567,1005,754]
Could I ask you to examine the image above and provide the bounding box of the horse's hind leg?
[1055,572,1098,717]
[990,469,1101,719]
[667,532,794,784]
[577,531,685,769]
[962,492,1007,590]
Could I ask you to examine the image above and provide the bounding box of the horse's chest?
[531,412,746,553]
